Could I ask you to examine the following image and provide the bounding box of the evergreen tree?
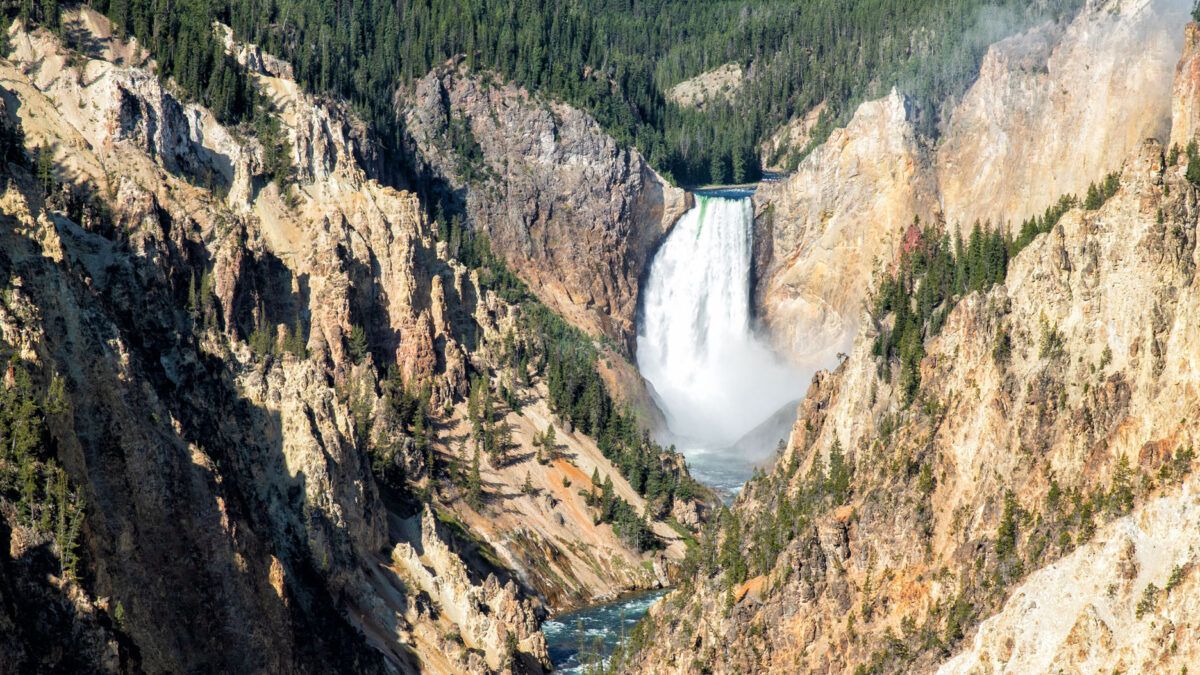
[996,490,1019,558]
[1187,141,1200,185]
[35,145,54,195]
[534,424,556,464]
[1108,454,1134,516]
[197,269,218,331]
[826,438,851,505]
[348,325,368,363]
[285,317,307,357]
[468,447,483,509]
[187,272,199,317]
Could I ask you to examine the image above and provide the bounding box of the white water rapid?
[637,192,805,488]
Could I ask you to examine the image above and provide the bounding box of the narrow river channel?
[543,589,670,673]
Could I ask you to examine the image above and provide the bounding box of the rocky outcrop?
[401,64,690,353]
[666,63,745,110]
[389,508,548,671]
[941,482,1200,673]
[752,91,939,367]
[759,100,827,172]
[937,0,1189,232]
[1171,21,1200,148]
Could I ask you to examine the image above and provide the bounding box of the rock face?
[940,484,1200,673]
[0,13,697,673]
[752,91,939,367]
[759,100,827,172]
[1171,21,1200,148]
[937,0,1188,232]
[389,508,547,673]
[402,64,690,353]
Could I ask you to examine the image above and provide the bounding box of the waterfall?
[637,193,805,465]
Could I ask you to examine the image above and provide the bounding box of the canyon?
[3,0,1200,673]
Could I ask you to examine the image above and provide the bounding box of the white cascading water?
[637,193,805,483]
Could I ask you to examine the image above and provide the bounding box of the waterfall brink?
[637,193,805,459]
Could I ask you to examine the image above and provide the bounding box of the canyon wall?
[0,13,698,673]
[937,0,1189,233]
[752,91,939,367]
[636,114,1200,675]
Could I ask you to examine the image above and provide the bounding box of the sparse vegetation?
[1135,582,1159,619]
[1186,140,1200,186]
[1082,171,1120,210]
[871,192,1081,398]
[0,354,86,581]
[1038,314,1065,359]
[1166,563,1187,593]
[347,325,369,364]
[533,424,556,464]
[685,434,856,588]
[584,472,661,552]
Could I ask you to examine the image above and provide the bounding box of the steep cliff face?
[401,64,691,353]
[937,0,1188,232]
[1171,21,1200,148]
[752,91,939,367]
[0,13,696,673]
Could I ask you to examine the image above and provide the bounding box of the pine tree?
[468,447,483,509]
[348,325,368,363]
[731,149,747,184]
[996,490,1019,558]
[826,438,852,505]
[197,269,217,330]
[286,317,307,357]
[35,144,54,194]
[1083,182,1102,210]
[187,272,199,317]
[1187,141,1200,185]
[492,420,511,465]
[600,476,615,521]
[468,375,485,429]
[535,424,556,464]
[1108,454,1134,516]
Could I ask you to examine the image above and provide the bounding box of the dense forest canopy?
[57,0,1079,186]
